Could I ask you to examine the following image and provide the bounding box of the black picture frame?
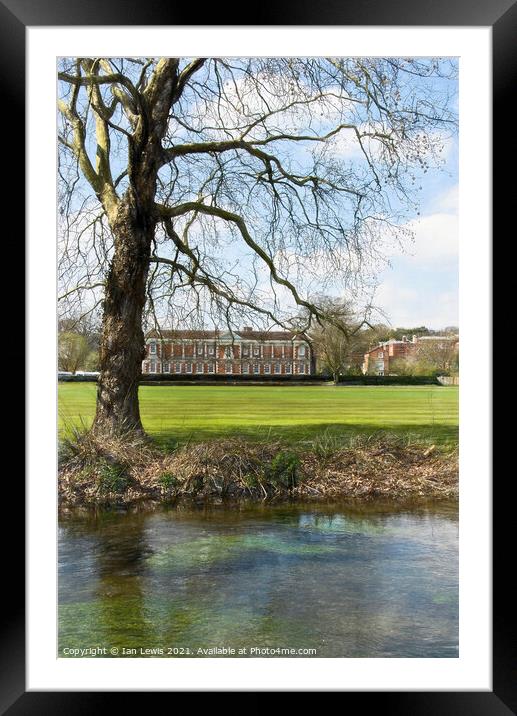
[4,0,506,710]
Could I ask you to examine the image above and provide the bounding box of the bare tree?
[309,297,364,383]
[58,57,457,435]
[58,332,90,374]
[411,338,459,375]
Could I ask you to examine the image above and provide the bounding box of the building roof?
[417,335,458,341]
[363,340,407,356]
[146,328,309,342]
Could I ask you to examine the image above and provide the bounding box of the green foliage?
[159,437,180,453]
[242,474,259,489]
[158,472,180,490]
[97,461,128,493]
[311,432,343,460]
[267,451,300,489]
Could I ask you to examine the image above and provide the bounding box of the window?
[274,363,281,374]
[185,363,192,373]
[224,346,233,359]
[196,363,203,373]
[226,361,233,374]
[197,344,204,355]
[163,362,170,373]
[150,361,156,372]
[242,346,249,356]
[253,364,259,374]
[253,347,260,356]
[208,346,214,355]
[149,342,156,354]
[299,363,305,374]
[208,363,214,373]
[264,364,271,374]
[243,363,250,374]
[285,363,292,374]
[175,362,181,373]
[299,344,306,357]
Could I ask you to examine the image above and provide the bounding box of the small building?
[362,334,458,375]
[142,327,314,376]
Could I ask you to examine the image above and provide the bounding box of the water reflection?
[59,501,458,657]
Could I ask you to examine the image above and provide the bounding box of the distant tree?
[58,332,90,373]
[375,326,431,342]
[84,350,100,371]
[58,314,101,352]
[390,338,459,376]
[412,338,459,375]
[310,298,367,383]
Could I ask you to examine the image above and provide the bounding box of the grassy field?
[58,383,459,448]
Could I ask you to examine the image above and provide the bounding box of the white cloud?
[374,279,458,329]
[402,211,458,265]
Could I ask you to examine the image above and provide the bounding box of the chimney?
[402,335,407,342]
[412,335,418,343]
[242,326,252,333]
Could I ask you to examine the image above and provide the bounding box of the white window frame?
[264,364,271,374]
[208,363,214,373]
[208,346,214,355]
[149,361,156,373]
[253,363,259,374]
[196,362,203,374]
[286,363,292,374]
[299,363,305,374]
[298,344,306,357]
[149,342,157,354]
[274,363,281,374]
[175,362,181,374]
[225,361,233,374]
[185,362,192,373]
[162,362,170,373]
[243,363,250,374]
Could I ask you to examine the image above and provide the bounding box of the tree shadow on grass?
[150,423,459,450]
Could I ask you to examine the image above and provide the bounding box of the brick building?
[142,327,314,376]
[362,335,458,375]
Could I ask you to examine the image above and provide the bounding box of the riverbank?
[58,431,458,506]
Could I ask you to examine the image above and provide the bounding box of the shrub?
[242,473,259,489]
[267,451,300,489]
[158,472,180,491]
[97,461,129,493]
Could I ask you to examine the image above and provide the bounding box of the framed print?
[2,0,508,709]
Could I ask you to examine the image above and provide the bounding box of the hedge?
[59,373,323,384]
[59,373,443,386]
[336,375,441,386]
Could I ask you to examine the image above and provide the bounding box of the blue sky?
[374,136,458,329]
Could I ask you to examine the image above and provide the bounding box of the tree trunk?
[93,193,154,436]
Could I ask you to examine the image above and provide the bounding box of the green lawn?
[58,383,459,448]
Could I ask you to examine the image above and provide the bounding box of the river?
[59,501,458,658]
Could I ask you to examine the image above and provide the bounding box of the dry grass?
[59,428,458,506]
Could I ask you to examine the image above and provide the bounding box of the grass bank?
[59,430,458,506]
[59,383,459,448]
